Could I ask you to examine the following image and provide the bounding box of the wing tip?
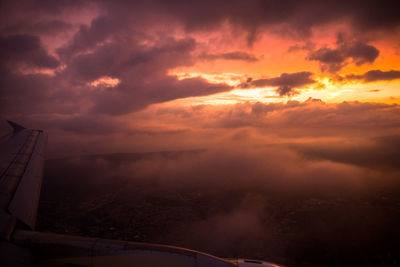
[6,120,26,134]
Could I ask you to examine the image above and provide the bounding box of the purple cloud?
[240,72,315,96]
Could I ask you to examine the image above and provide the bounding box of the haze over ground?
[1,1,400,266]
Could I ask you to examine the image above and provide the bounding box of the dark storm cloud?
[240,72,315,96]
[200,51,258,62]
[0,13,231,117]
[0,0,91,39]
[57,16,118,60]
[62,35,197,83]
[307,48,345,72]
[3,20,74,36]
[307,39,379,72]
[91,77,231,115]
[0,34,59,69]
[0,67,61,115]
[0,0,89,16]
[363,70,400,82]
[95,0,400,41]
[2,0,400,42]
[344,70,400,82]
[58,34,231,114]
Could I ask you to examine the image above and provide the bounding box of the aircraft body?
[0,121,282,267]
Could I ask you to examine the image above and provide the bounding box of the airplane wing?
[0,121,47,237]
[0,121,282,267]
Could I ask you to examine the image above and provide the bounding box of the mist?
[37,128,400,266]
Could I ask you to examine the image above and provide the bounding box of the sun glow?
[169,70,400,106]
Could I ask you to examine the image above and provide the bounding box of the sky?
[1,2,400,264]
[0,0,400,158]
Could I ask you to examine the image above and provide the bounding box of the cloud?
[0,21,231,117]
[288,42,316,52]
[95,0,400,41]
[59,32,232,115]
[38,137,400,263]
[1,0,399,159]
[344,70,400,82]
[307,38,379,72]
[23,99,398,158]
[0,67,63,115]
[2,1,400,47]
[200,51,258,62]
[3,20,74,36]
[213,101,400,133]
[291,135,400,170]
[42,141,392,196]
[57,16,118,60]
[0,0,396,122]
[167,194,269,254]
[0,34,59,69]
[240,72,315,96]
[14,96,398,266]
[138,100,400,142]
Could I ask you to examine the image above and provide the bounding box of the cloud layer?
[1,0,399,125]
[343,70,400,82]
[240,72,315,96]
[307,39,379,72]
[200,51,258,62]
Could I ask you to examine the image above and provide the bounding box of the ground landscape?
[37,149,400,267]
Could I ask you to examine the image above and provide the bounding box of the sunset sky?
[1,0,400,157]
[2,2,400,265]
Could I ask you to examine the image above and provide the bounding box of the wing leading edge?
[0,121,47,234]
